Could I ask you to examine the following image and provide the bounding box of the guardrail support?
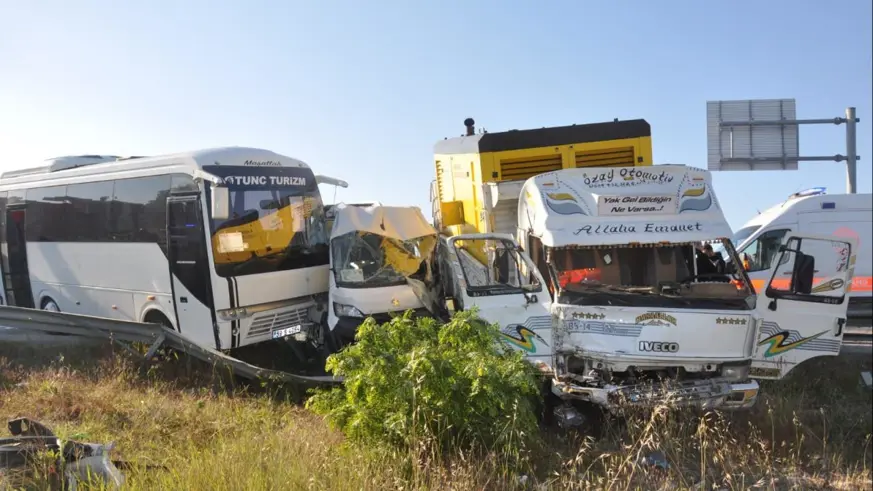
[144,332,167,360]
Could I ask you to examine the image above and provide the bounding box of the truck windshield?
[549,240,753,310]
[452,237,542,295]
[331,232,435,288]
[204,165,328,277]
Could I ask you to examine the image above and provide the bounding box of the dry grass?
[0,342,870,490]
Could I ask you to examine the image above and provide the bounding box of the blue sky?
[1,1,870,230]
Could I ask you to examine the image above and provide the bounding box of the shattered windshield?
[549,240,753,309]
[452,237,542,295]
[331,231,436,288]
[204,165,329,277]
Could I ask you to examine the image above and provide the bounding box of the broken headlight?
[217,307,252,321]
[333,302,364,318]
[720,362,750,382]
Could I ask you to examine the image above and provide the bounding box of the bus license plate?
[272,325,302,339]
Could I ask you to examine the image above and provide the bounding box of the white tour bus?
[0,147,339,351]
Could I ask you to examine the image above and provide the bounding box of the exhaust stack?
[464,118,475,136]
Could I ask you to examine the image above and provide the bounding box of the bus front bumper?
[331,308,433,343]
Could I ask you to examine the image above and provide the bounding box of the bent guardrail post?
[143,332,167,360]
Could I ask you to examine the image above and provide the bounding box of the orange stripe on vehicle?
[750,276,872,292]
[852,276,873,291]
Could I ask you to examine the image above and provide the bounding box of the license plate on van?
[272,325,302,339]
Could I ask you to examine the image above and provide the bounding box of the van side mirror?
[211,186,230,220]
[791,251,815,295]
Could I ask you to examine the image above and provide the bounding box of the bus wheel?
[143,311,173,331]
[41,298,61,312]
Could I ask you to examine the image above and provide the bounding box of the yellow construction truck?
[430,117,654,248]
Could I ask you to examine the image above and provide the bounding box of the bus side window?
[0,190,6,276]
[111,176,172,245]
[66,181,113,241]
[171,174,199,193]
[25,186,70,242]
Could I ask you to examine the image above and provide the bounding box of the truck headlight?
[333,302,364,318]
[721,363,750,382]
[217,307,252,321]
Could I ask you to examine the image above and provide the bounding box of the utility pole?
[846,107,857,194]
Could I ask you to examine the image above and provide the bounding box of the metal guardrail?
[0,306,342,386]
[1,305,868,380]
[842,325,873,356]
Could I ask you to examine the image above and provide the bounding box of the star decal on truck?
[571,312,606,320]
[715,317,747,325]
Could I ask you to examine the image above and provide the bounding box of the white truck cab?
[439,165,858,417]
[327,204,437,345]
[439,233,554,369]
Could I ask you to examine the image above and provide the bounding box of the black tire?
[40,297,61,312]
[143,311,173,330]
[39,297,72,337]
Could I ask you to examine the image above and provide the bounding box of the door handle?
[180,297,188,303]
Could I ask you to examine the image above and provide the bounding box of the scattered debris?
[553,404,586,430]
[0,417,125,490]
[861,371,872,389]
[637,449,669,471]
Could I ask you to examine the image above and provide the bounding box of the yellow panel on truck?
[431,118,654,237]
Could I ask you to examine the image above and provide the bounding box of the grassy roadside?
[1,343,871,490]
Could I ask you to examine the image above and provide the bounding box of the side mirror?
[211,186,230,220]
[791,251,815,294]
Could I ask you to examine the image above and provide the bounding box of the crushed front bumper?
[551,377,759,412]
[331,308,433,343]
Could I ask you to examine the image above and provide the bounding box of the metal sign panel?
[706,99,799,171]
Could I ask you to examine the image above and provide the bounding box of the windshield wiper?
[606,285,656,294]
[561,285,634,306]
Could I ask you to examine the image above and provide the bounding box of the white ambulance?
[731,188,872,329]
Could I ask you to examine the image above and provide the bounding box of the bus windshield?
[203,165,328,277]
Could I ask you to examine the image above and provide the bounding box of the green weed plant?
[306,309,543,461]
